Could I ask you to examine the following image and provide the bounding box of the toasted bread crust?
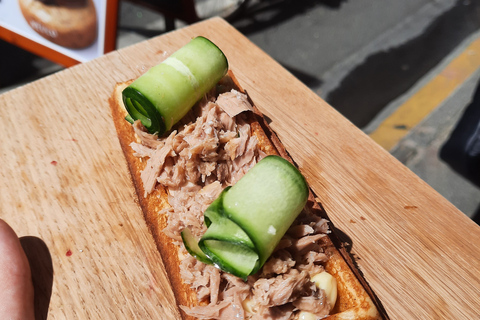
[109,71,382,320]
[110,81,199,319]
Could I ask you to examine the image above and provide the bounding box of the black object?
[439,81,480,188]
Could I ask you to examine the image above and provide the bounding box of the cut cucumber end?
[122,86,165,135]
[181,228,213,265]
[122,36,228,135]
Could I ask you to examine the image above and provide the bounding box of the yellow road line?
[369,35,480,151]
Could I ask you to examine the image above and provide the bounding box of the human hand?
[0,219,35,320]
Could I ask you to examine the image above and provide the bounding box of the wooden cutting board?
[1,17,479,319]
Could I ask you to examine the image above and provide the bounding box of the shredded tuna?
[180,300,232,319]
[292,296,329,315]
[253,269,311,307]
[225,124,250,160]
[140,130,176,197]
[130,89,331,319]
[253,305,294,320]
[261,250,295,276]
[216,89,253,117]
[290,234,327,254]
[130,142,156,158]
[133,120,163,149]
[287,224,314,238]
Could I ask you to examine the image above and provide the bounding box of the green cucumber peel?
[181,155,309,280]
[180,228,212,265]
[124,114,134,124]
[122,36,228,135]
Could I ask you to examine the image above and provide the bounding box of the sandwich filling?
[129,87,332,319]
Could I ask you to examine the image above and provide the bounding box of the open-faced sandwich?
[110,36,383,320]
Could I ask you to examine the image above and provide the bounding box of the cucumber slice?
[199,193,259,279]
[181,155,309,279]
[182,193,259,279]
[223,155,309,273]
[202,239,259,279]
[122,36,228,135]
[181,228,212,265]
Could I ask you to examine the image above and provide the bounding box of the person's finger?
[0,219,35,320]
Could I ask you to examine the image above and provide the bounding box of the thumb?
[0,219,35,320]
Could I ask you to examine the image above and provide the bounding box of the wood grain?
[0,17,479,319]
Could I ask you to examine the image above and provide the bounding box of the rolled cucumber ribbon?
[122,36,228,135]
[182,156,309,280]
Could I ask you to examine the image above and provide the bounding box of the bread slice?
[109,70,383,320]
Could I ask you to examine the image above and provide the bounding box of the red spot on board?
[50,161,58,166]
[66,250,72,257]
[404,205,418,209]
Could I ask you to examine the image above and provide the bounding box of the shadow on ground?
[473,206,480,224]
[230,0,345,34]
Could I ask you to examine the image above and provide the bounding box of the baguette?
[110,64,383,319]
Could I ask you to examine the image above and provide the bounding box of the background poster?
[0,0,107,63]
